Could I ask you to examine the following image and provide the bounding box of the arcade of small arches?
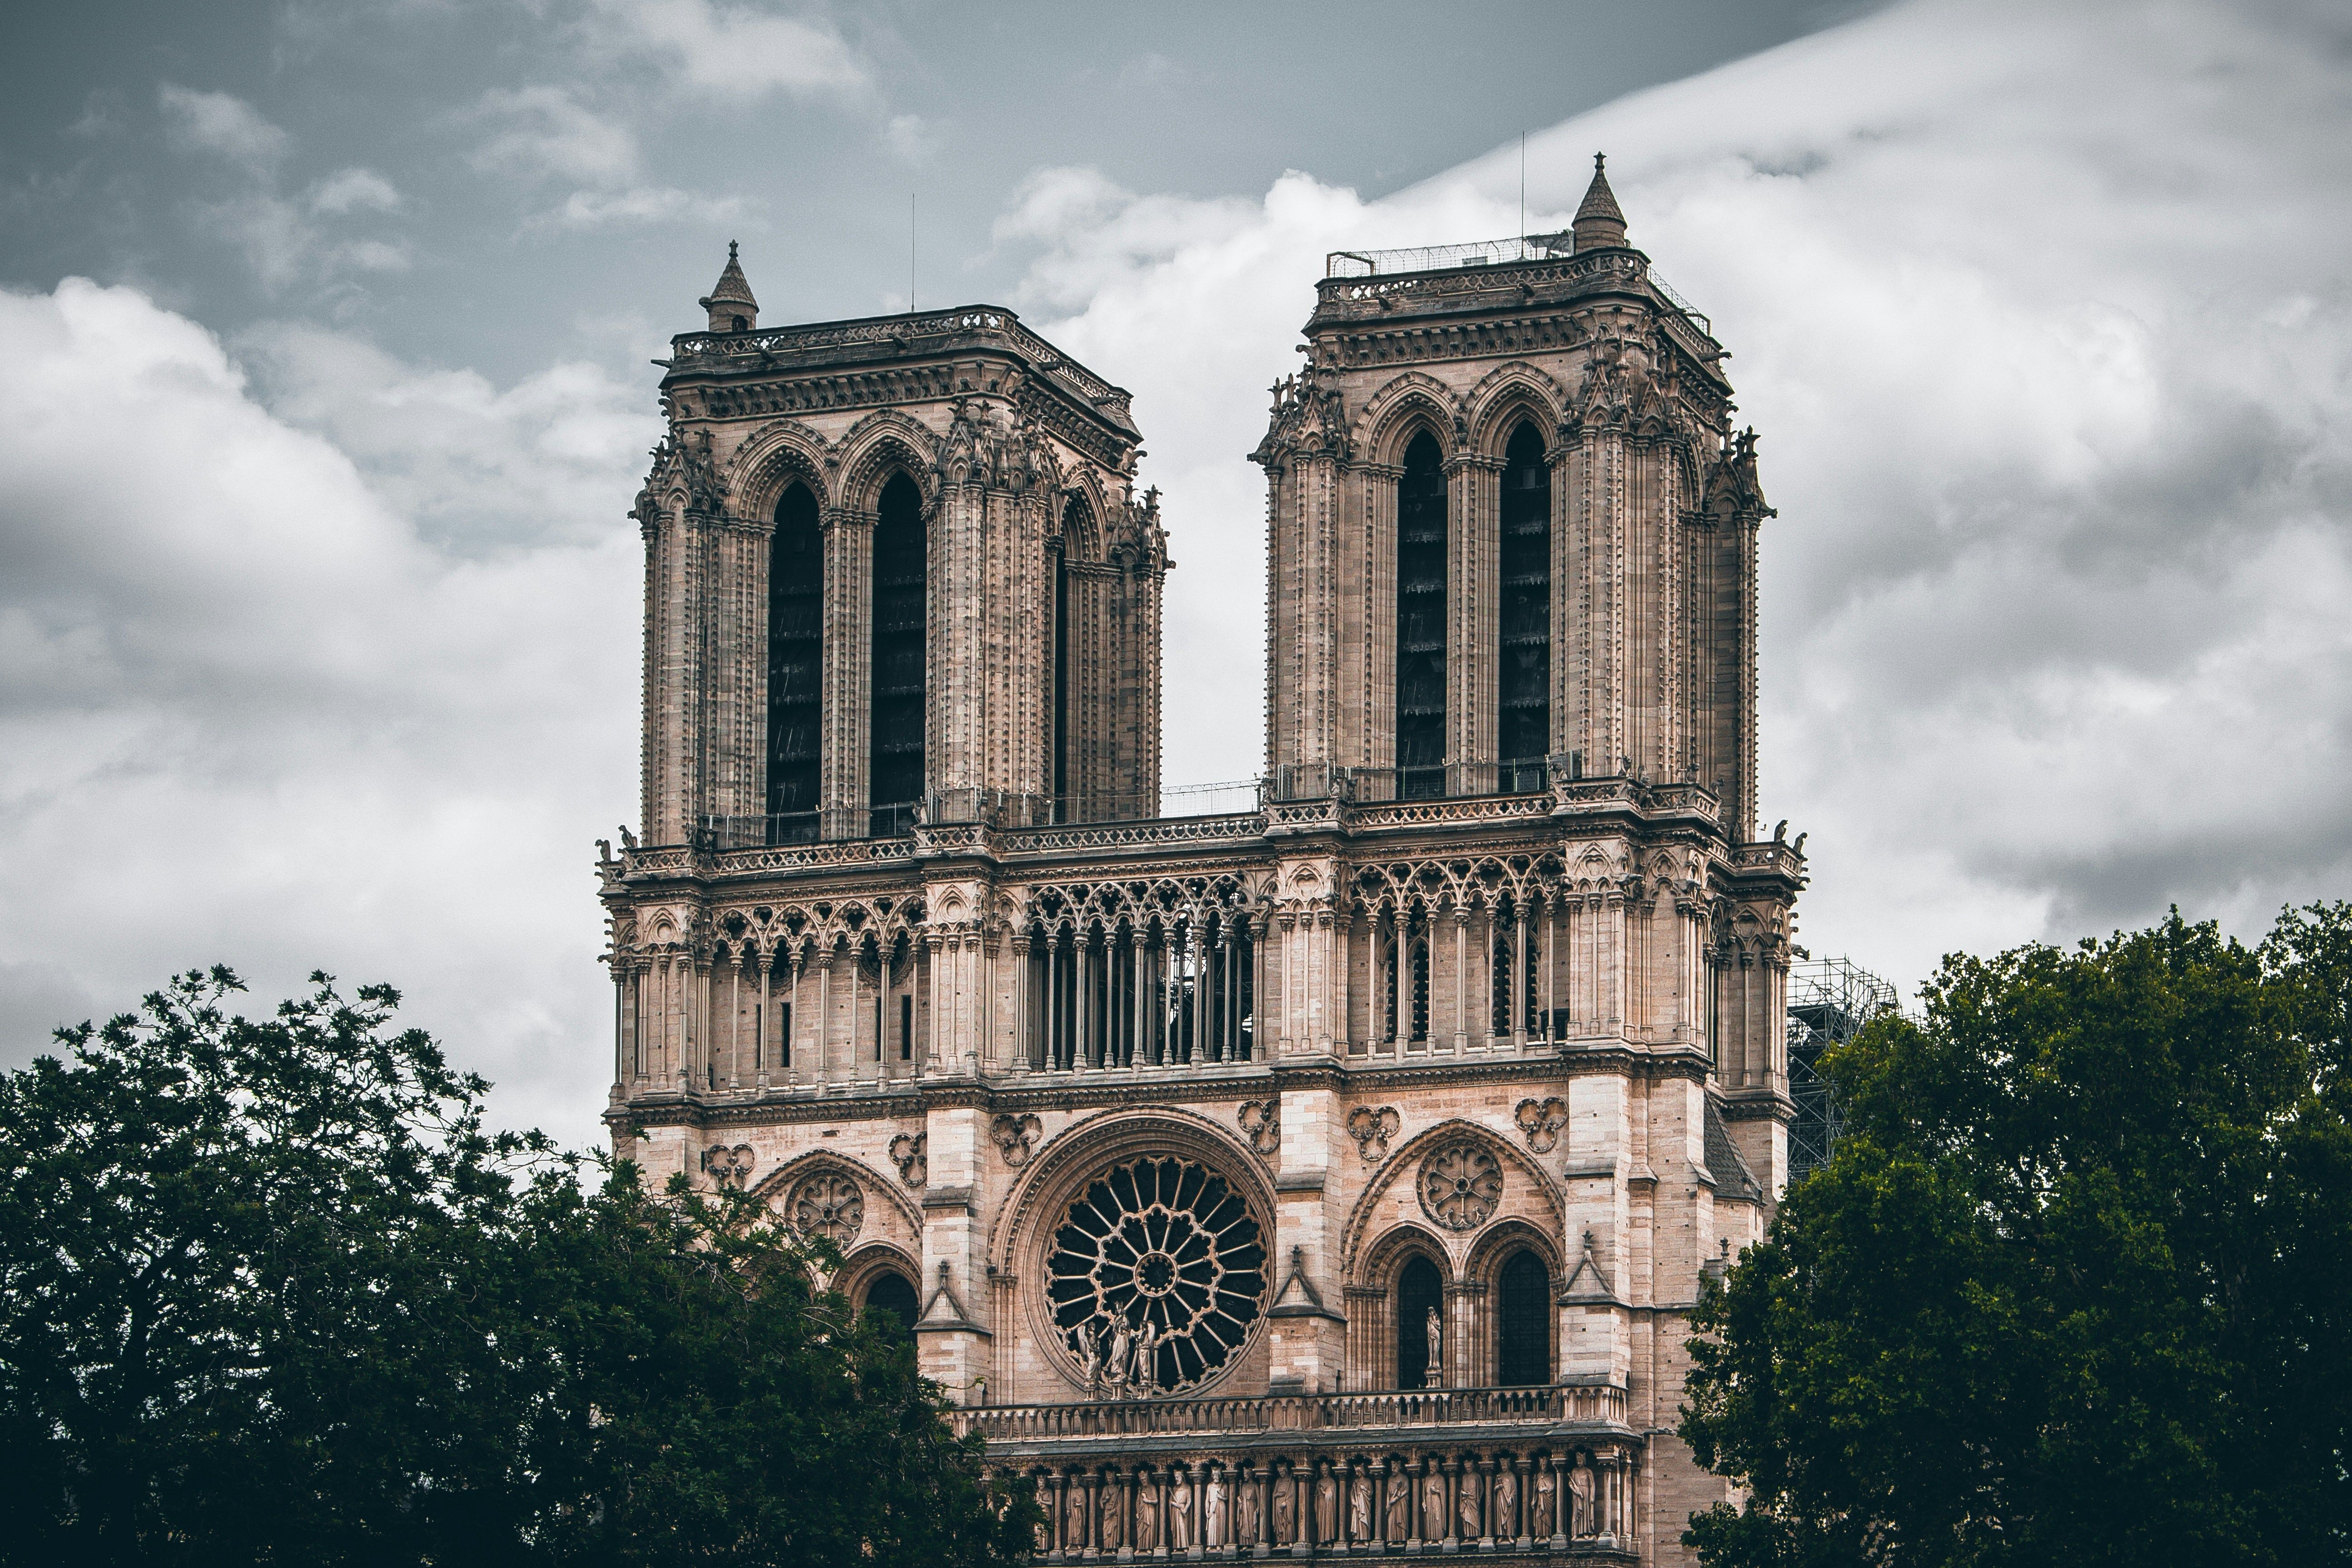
[611,843,1761,1093]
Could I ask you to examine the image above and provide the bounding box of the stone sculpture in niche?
[1495,1464,1519,1541]
[1513,1096,1570,1154]
[1271,1466,1295,1543]
[1098,1482,1123,1551]
[1458,1465,1482,1542]
[1346,1104,1401,1163]
[787,1170,862,1245]
[1570,1457,1595,1536]
[1420,1468,1445,1541]
[1063,1484,1088,1551]
[1235,1471,1259,1546]
[1204,1468,1226,1547]
[1425,1305,1444,1386]
[1167,1468,1193,1550]
[1350,1469,1372,1543]
[1534,1465,1558,1539]
[1386,1469,1411,1542]
[1135,1470,1160,1552]
[1314,1463,1338,1543]
[1419,1140,1504,1230]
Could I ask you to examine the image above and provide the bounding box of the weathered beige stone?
[598,169,1801,1564]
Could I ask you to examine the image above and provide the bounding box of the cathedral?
[601,156,1801,1565]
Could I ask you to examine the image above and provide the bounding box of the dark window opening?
[730,314,748,333]
[1052,514,1074,812]
[767,483,823,828]
[1497,1249,1551,1386]
[898,993,913,1061]
[1396,431,1447,799]
[1396,1254,1444,1389]
[1499,421,1552,770]
[863,1270,919,1345]
[778,1001,792,1070]
[869,473,926,828]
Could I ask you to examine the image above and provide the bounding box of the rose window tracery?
[1047,1156,1267,1392]
[1419,1141,1503,1231]
[788,1171,864,1245]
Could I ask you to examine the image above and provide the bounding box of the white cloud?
[309,167,403,215]
[549,184,748,228]
[1000,0,2352,994]
[0,279,655,1142]
[158,83,289,172]
[469,84,642,186]
[588,0,869,98]
[885,112,941,164]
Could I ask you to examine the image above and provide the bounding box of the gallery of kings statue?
[600,157,1802,1565]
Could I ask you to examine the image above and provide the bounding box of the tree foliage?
[0,967,1036,1567]
[1680,906,2352,1567]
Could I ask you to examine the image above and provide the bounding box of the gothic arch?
[836,1238,923,1304]
[989,1106,1278,1397]
[1357,1219,1455,1291]
[837,411,942,514]
[1352,371,1465,468]
[1056,480,1107,563]
[724,416,834,519]
[1463,1215,1564,1286]
[1463,362,1568,456]
[1339,1117,1565,1279]
[987,1105,1275,1276]
[748,1147,926,1248]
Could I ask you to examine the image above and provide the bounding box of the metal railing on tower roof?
[1324,231,1576,279]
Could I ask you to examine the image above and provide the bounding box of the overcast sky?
[3,0,2347,1147]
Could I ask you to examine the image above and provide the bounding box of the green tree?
[1679,906,2352,1568]
[0,968,1037,1567]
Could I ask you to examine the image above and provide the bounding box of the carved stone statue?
[1203,1470,1226,1548]
[1420,1469,1445,1540]
[1130,1317,1159,1392]
[1495,1464,1520,1540]
[1235,1473,1259,1546]
[1099,1479,1124,1552]
[1105,1318,1134,1395]
[1458,1466,1483,1542]
[1135,1473,1160,1553]
[1065,1484,1089,1551]
[1314,1465,1338,1543]
[1271,1468,1296,1543]
[1570,1458,1596,1537]
[1534,1465,1558,1539]
[1425,1305,1445,1387]
[1034,1477,1053,1551]
[1072,1324,1101,1395]
[1349,1470,1373,1543]
[1386,1470,1411,1543]
[1166,1470,1193,1551]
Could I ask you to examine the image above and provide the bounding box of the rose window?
[1418,1141,1502,1231]
[1047,1156,1267,1392]
[789,1171,864,1245]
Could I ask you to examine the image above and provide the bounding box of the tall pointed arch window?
[766,481,822,839]
[1496,1248,1552,1384]
[1049,495,1084,818]
[868,473,926,832]
[1396,1254,1445,1389]
[1396,430,1448,799]
[1498,421,1551,784]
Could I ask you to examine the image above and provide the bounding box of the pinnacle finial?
[1573,150,1628,250]
[699,240,759,331]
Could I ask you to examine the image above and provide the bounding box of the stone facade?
[600,158,1803,1566]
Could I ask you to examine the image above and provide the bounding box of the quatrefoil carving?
[1346,1105,1401,1164]
[1514,1096,1570,1155]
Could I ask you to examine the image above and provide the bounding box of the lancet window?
[1495,1250,1551,1385]
[1395,1254,1444,1389]
[1497,421,1551,778]
[1028,898,1254,1072]
[766,481,822,834]
[868,472,926,829]
[862,1270,919,1344]
[1395,431,1447,799]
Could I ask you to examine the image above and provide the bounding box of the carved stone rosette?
[788,1170,864,1245]
[1418,1142,1503,1231]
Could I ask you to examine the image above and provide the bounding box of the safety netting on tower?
[1786,957,1898,1186]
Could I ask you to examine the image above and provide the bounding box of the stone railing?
[955,1383,1626,1443]
[990,1431,1640,1561]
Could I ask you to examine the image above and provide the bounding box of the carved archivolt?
[1339,1119,1564,1281]
[1460,360,1569,454]
[1350,370,1466,467]
[835,409,943,513]
[721,416,832,519]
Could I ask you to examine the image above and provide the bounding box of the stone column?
[819,504,873,840]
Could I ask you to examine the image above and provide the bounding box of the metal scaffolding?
[1785,957,1898,1185]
